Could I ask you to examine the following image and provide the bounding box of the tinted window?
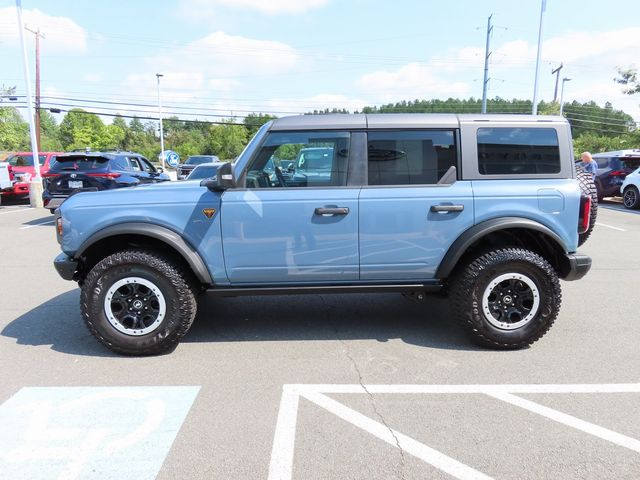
[138,157,154,172]
[367,130,457,185]
[48,155,111,172]
[246,131,350,188]
[186,156,217,165]
[477,128,560,175]
[7,154,46,167]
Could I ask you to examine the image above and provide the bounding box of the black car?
[589,152,640,200]
[42,151,170,213]
[177,155,220,180]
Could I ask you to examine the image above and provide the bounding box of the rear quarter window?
[477,127,560,175]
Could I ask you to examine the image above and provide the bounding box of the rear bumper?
[1,182,29,197]
[562,253,592,281]
[53,252,78,281]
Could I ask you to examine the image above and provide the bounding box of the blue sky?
[1,0,639,124]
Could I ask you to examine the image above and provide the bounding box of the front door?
[221,130,359,284]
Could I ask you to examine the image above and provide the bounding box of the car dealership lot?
[0,202,639,479]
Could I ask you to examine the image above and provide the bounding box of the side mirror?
[201,162,234,192]
[156,167,164,173]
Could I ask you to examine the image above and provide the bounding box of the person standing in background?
[580,152,598,180]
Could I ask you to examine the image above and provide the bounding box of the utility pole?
[481,14,493,114]
[25,26,45,149]
[552,63,563,103]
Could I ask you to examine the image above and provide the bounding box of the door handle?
[314,207,350,216]
[430,204,464,213]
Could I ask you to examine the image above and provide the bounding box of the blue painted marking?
[0,386,200,480]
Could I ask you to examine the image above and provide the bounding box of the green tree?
[0,106,29,150]
[207,121,248,160]
[39,109,62,150]
[615,67,640,95]
[244,113,277,137]
[58,109,109,150]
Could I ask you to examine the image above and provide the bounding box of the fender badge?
[203,208,216,219]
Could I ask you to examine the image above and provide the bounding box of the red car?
[1,152,62,200]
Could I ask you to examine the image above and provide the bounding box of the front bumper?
[53,252,78,281]
[563,253,592,281]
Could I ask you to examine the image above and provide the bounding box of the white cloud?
[0,7,87,53]
[543,28,640,64]
[356,63,470,104]
[180,0,330,16]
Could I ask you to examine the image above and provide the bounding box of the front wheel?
[623,186,640,209]
[80,250,197,355]
[450,248,561,349]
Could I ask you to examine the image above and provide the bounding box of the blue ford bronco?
[53,114,596,355]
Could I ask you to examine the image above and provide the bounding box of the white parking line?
[270,384,640,480]
[0,207,31,215]
[596,223,627,231]
[19,219,55,230]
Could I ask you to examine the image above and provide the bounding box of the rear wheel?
[80,250,197,355]
[450,248,561,349]
[623,186,640,209]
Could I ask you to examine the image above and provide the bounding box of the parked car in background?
[590,150,640,201]
[42,150,169,213]
[620,165,640,209]
[185,161,227,181]
[2,152,62,201]
[177,155,220,180]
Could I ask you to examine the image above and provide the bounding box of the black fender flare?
[436,217,567,279]
[76,222,213,285]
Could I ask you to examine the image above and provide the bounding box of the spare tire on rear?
[576,167,598,247]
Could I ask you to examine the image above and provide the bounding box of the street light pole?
[156,73,165,171]
[559,77,571,116]
[532,0,546,115]
[15,0,43,208]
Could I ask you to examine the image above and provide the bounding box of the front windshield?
[7,154,46,167]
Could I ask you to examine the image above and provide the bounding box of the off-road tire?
[623,185,640,210]
[80,250,197,355]
[576,168,598,246]
[450,248,561,350]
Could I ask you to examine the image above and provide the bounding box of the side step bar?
[205,282,443,297]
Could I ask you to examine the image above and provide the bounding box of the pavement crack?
[318,295,407,480]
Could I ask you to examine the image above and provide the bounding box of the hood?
[61,179,219,211]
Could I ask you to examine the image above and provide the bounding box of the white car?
[620,166,640,209]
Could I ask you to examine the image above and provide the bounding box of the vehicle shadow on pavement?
[1,289,117,357]
[187,293,484,351]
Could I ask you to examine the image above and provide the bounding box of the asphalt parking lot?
[0,199,639,480]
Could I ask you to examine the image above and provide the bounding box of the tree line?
[1,96,638,162]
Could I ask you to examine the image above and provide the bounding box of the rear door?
[221,130,360,284]
[359,128,474,280]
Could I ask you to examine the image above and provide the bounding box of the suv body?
[590,149,640,200]
[1,152,62,200]
[177,155,221,180]
[52,114,593,355]
[43,151,170,212]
